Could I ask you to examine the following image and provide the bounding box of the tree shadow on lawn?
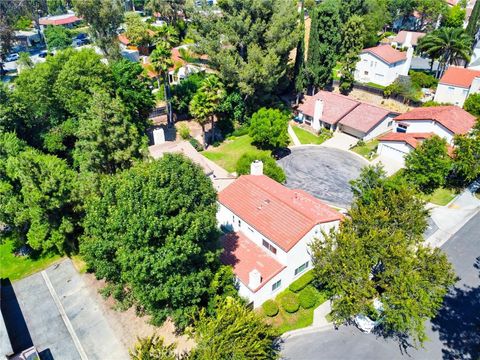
[431,257,480,360]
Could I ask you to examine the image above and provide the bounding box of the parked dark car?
[75,33,88,40]
[38,51,50,58]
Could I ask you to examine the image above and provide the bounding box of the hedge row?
[289,270,314,292]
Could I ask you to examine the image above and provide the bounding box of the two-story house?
[354,45,413,87]
[377,106,476,164]
[296,91,398,140]
[433,67,480,107]
[217,162,342,308]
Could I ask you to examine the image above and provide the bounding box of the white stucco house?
[217,163,342,308]
[354,45,413,87]
[433,67,480,107]
[296,91,398,140]
[377,106,476,164]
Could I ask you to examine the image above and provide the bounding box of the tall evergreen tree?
[305,0,341,93]
[294,2,307,102]
[339,15,365,94]
[466,0,480,40]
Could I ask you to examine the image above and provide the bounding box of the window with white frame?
[272,279,281,292]
[262,239,277,254]
[294,261,309,276]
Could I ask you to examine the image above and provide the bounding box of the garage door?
[340,125,366,140]
[378,143,407,163]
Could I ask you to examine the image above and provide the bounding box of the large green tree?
[192,0,298,103]
[0,134,79,253]
[452,120,480,183]
[311,166,456,345]
[415,0,448,31]
[150,42,173,121]
[73,90,147,174]
[248,107,290,149]
[293,2,307,102]
[189,298,280,360]
[80,154,221,328]
[466,0,480,38]
[73,0,124,59]
[405,135,452,194]
[305,0,341,92]
[44,25,72,51]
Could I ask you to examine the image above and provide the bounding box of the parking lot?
[2,260,129,360]
[277,146,368,208]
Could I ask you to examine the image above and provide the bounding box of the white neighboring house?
[391,31,425,49]
[355,45,413,87]
[433,67,480,107]
[296,91,398,140]
[217,164,342,308]
[167,45,208,85]
[377,106,476,164]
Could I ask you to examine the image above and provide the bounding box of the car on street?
[5,53,19,62]
[38,51,50,58]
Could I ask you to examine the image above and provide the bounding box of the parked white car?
[5,53,19,62]
[354,299,384,333]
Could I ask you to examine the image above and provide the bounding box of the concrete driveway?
[2,260,128,360]
[321,132,358,151]
[277,147,368,208]
[281,212,480,360]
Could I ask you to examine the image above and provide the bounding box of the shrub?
[299,285,318,309]
[289,270,314,292]
[231,125,249,137]
[280,292,300,313]
[409,70,438,89]
[177,123,190,140]
[189,138,203,151]
[464,93,480,116]
[236,152,286,183]
[262,300,279,317]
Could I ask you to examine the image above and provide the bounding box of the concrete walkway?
[312,300,332,327]
[371,154,404,176]
[288,125,301,146]
[321,132,358,151]
[426,180,480,248]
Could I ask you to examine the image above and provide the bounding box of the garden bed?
[351,139,379,160]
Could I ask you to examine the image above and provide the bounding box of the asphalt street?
[277,147,366,208]
[281,212,480,360]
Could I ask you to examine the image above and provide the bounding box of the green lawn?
[333,62,342,80]
[259,285,329,334]
[351,139,379,160]
[292,126,330,145]
[364,82,386,90]
[0,239,63,282]
[421,187,457,206]
[202,135,268,173]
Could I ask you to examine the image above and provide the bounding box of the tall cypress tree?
[294,1,307,102]
[306,0,341,93]
[466,0,480,41]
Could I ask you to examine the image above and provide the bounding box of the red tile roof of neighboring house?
[394,106,476,134]
[361,45,407,64]
[39,14,80,26]
[218,175,342,252]
[392,31,425,46]
[379,132,455,156]
[379,132,434,148]
[118,34,130,45]
[339,103,396,134]
[298,91,360,125]
[438,67,480,88]
[221,232,285,292]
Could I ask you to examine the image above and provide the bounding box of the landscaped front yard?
[421,187,457,206]
[292,126,330,145]
[351,139,379,160]
[202,135,269,173]
[258,271,329,334]
[0,239,62,282]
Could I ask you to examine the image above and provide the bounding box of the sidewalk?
[426,181,480,248]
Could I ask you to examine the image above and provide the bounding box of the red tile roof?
[298,91,360,125]
[438,67,480,88]
[39,15,80,26]
[379,132,455,156]
[339,103,395,133]
[394,106,476,134]
[379,132,434,148]
[221,232,285,292]
[361,45,407,64]
[218,175,342,252]
[392,31,425,46]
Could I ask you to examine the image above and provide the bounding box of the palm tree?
[189,91,210,148]
[150,42,173,123]
[154,24,178,47]
[417,27,473,78]
[198,75,225,141]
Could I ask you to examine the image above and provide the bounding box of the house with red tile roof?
[217,170,342,307]
[296,91,398,140]
[39,13,81,27]
[377,106,475,163]
[354,45,413,86]
[434,67,480,106]
[391,31,425,48]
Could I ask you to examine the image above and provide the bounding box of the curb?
[281,323,335,339]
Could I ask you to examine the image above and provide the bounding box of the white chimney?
[404,31,413,48]
[250,160,263,176]
[249,269,262,289]
[312,98,324,131]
